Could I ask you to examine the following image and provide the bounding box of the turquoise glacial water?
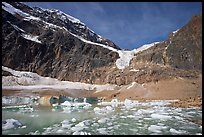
[2,96,202,135]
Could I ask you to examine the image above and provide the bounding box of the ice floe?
[148,125,167,133]
[71,118,77,123]
[2,118,23,130]
[98,118,110,124]
[93,106,114,115]
[97,128,109,134]
[169,128,184,134]
[150,113,172,120]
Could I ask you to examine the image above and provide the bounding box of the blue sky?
[25,2,202,50]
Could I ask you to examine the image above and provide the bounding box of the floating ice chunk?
[129,128,138,132]
[174,116,184,121]
[72,131,80,135]
[71,118,77,123]
[107,122,113,126]
[71,126,84,132]
[93,106,114,114]
[80,131,85,135]
[93,107,101,112]
[120,116,127,119]
[157,123,164,126]
[97,128,108,134]
[170,128,183,134]
[83,103,92,109]
[56,129,64,133]
[113,124,120,129]
[61,120,71,128]
[148,125,162,133]
[97,102,112,106]
[29,130,40,135]
[107,126,113,130]
[83,120,91,126]
[124,99,133,105]
[21,125,27,129]
[75,121,85,127]
[73,131,91,135]
[196,133,202,135]
[60,101,72,106]
[92,122,99,127]
[151,114,172,120]
[110,98,119,107]
[124,99,137,109]
[61,101,92,111]
[134,108,155,116]
[106,106,113,111]
[62,107,72,113]
[98,118,109,124]
[126,115,135,118]
[2,118,23,130]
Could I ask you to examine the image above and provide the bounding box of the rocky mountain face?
[2,2,202,85]
[134,13,202,71]
[2,2,119,83]
[100,12,202,85]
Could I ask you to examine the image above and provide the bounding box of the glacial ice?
[93,106,114,115]
[169,128,184,134]
[150,113,172,120]
[2,118,23,130]
[98,118,110,124]
[148,125,166,133]
[2,66,117,92]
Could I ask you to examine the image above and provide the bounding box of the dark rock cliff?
[2,2,119,82]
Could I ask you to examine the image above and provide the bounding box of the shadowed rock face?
[2,2,119,82]
[134,13,202,72]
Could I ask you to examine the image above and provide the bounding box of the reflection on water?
[2,95,202,135]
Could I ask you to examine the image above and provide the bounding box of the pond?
[2,95,202,135]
